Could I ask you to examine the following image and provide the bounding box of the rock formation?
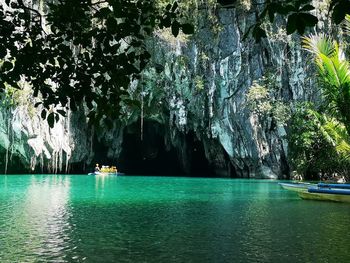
[0,1,330,177]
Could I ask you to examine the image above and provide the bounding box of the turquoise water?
[0,175,349,262]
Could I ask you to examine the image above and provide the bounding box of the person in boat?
[94,163,100,173]
[337,176,346,183]
[101,165,108,173]
[111,166,118,173]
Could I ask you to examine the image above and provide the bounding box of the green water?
[0,175,349,262]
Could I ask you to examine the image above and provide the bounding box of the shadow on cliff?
[118,120,214,176]
[0,148,27,174]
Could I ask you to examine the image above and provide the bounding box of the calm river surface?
[0,175,349,262]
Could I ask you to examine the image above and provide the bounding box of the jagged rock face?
[0,101,93,174]
[0,2,328,177]
[139,4,325,179]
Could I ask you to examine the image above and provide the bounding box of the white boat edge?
[278,182,312,193]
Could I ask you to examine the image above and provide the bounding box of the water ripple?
[0,175,349,262]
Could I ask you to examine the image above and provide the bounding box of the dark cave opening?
[0,148,27,174]
[118,121,213,176]
[184,131,214,177]
[119,121,182,175]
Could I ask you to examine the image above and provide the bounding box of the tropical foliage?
[246,79,290,125]
[288,103,350,179]
[302,34,350,134]
[0,0,193,127]
[246,0,350,42]
[288,27,350,179]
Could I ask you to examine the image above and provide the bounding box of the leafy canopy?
[288,103,350,178]
[243,0,350,42]
[0,0,193,127]
[288,23,350,179]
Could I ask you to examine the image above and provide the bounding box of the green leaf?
[181,23,194,34]
[171,2,178,12]
[55,113,59,122]
[2,61,13,71]
[165,4,171,11]
[171,21,180,37]
[267,3,283,22]
[106,17,118,33]
[279,4,297,14]
[300,4,315,12]
[162,15,171,28]
[300,13,318,27]
[41,109,47,119]
[286,13,297,34]
[96,7,111,18]
[47,112,55,128]
[57,109,66,116]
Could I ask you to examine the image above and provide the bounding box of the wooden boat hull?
[281,182,350,203]
[298,191,350,203]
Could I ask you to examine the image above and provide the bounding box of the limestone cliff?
[126,2,328,178]
[0,86,93,173]
[0,1,330,177]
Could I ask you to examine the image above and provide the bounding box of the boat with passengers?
[88,164,123,176]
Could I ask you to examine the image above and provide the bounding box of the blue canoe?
[317,183,350,189]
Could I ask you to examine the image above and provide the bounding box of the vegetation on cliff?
[288,17,350,180]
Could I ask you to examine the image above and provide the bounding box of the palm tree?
[302,34,350,134]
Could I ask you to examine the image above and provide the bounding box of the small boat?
[88,172,124,176]
[317,183,350,189]
[278,182,315,193]
[298,187,350,203]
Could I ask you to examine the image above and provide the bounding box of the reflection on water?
[0,175,349,262]
[0,175,71,261]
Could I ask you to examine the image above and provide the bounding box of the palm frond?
[343,14,350,36]
[322,118,350,161]
[302,34,335,57]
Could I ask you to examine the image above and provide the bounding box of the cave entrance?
[119,120,183,175]
[184,131,213,177]
[119,121,213,176]
[118,121,214,177]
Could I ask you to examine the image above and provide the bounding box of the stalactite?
[30,156,36,172]
[4,115,10,175]
[40,152,44,173]
[140,84,144,141]
[59,148,63,172]
[9,109,17,163]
